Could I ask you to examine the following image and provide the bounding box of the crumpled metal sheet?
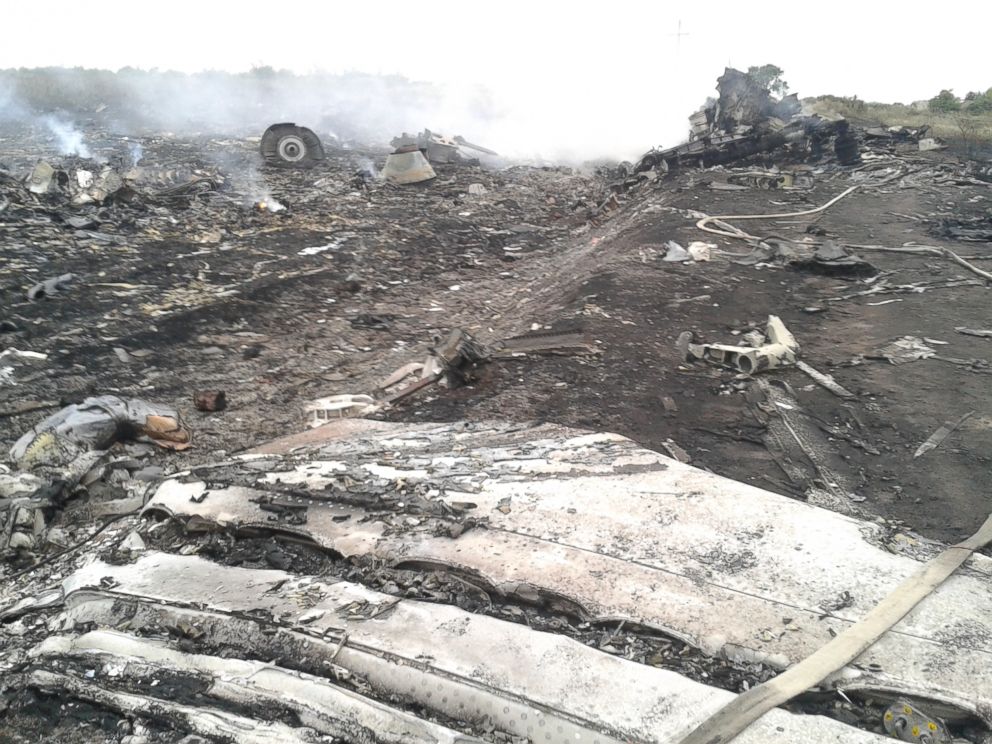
[32,629,480,744]
[872,336,937,365]
[69,166,123,205]
[21,159,217,208]
[27,669,324,744]
[56,553,887,743]
[26,161,56,194]
[143,419,992,723]
[732,239,877,277]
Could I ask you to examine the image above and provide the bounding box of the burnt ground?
[400,165,992,544]
[2,122,992,741]
[1,125,990,544]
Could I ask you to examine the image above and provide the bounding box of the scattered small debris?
[0,399,59,418]
[914,411,975,458]
[193,390,227,412]
[792,241,877,277]
[955,327,992,339]
[678,315,799,374]
[3,64,992,744]
[379,362,426,391]
[663,241,691,262]
[870,336,937,365]
[304,394,379,428]
[734,240,876,277]
[933,215,992,243]
[0,348,47,366]
[27,273,76,301]
[660,439,691,463]
[661,241,713,263]
[795,361,855,399]
[26,160,56,194]
[119,531,147,553]
[688,241,714,261]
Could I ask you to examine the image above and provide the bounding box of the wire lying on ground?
[696,184,864,241]
[847,243,992,282]
[694,172,992,283]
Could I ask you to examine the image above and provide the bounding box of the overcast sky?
[3,1,989,160]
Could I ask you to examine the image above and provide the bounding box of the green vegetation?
[746,64,789,96]
[806,93,992,154]
[929,89,961,113]
[928,88,992,114]
[734,66,992,154]
[964,89,992,113]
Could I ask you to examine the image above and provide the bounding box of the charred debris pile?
[2,67,992,744]
[640,67,861,171]
[603,67,940,202]
[0,64,983,595]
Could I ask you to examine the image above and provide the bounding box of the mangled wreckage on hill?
[633,68,861,176]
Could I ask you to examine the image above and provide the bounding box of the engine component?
[883,700,949,743]
[381,148,436,185]
[260,123,325,168]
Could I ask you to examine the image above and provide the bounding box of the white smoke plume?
[0,67,694,164]
[355,156,379,180]
[201,145,283,211]
[0,63,741,169]
[42,114,92,157]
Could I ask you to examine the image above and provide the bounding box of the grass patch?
[805,95,992,156]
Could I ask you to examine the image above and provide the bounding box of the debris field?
[2,69,992,744]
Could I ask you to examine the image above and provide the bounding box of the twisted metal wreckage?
[632,68,861,175]
[3,68,992,744]
[4,420,992,744]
